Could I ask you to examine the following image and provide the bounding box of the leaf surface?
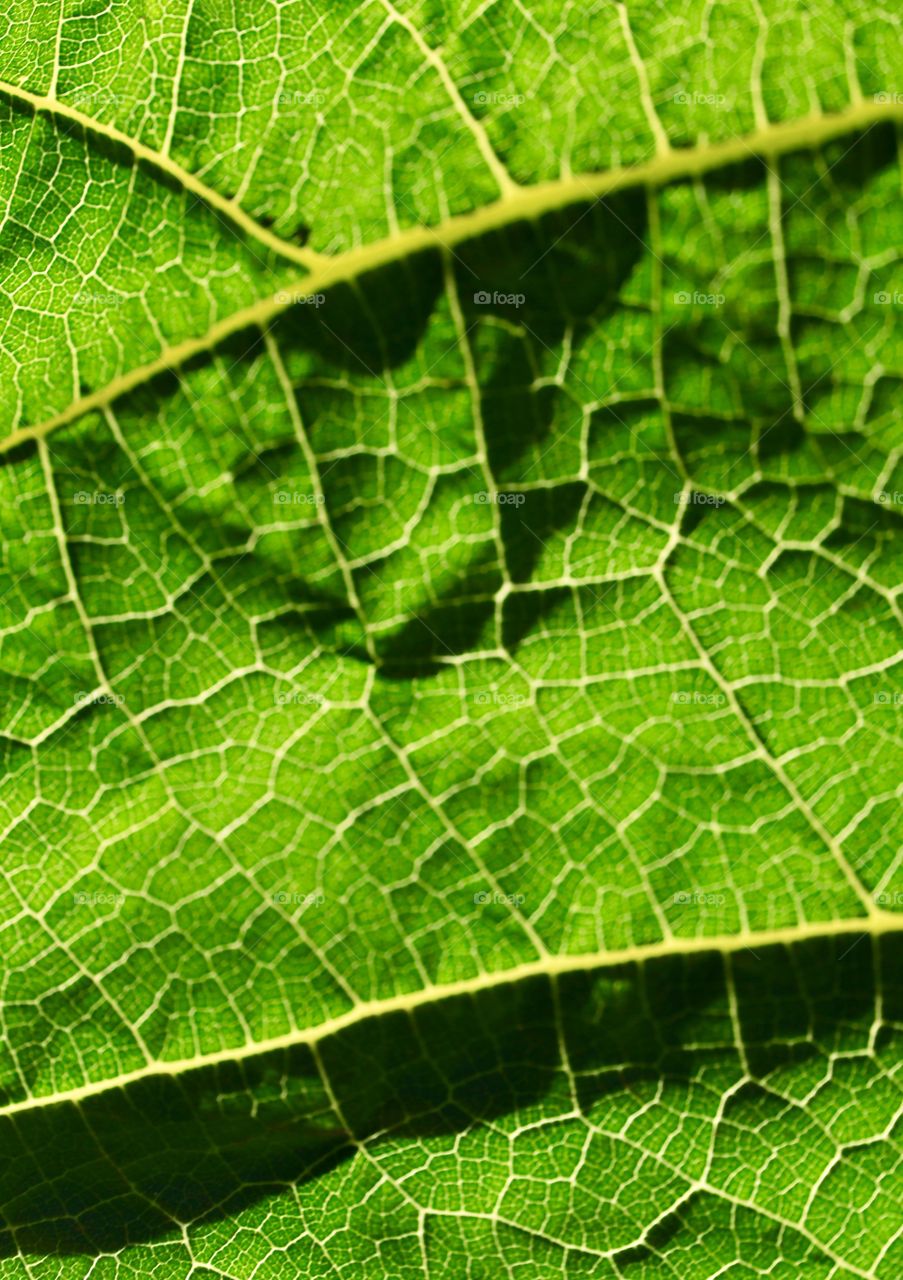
[0,2,901,1276]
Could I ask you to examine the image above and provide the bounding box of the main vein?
[0,95,900,456]
[1,911,900,1118]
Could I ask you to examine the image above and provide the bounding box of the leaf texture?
[0,1,901,1276]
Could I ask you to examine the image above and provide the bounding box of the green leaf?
[0,2,901,1276]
